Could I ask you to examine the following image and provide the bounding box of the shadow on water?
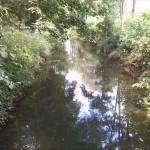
[0,39,150,150]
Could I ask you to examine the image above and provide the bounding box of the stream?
[0,39,150,150]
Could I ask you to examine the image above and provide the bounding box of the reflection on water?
[65,39,76,59]
[0,39,150,150]
[65,39,72,56]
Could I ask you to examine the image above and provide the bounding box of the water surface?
[0,39,150,150]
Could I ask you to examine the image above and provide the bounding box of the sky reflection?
[65,69,118,123]
[63,39,150,149]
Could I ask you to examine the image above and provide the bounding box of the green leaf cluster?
[0,28,50,104]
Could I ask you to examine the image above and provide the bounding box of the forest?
[0,0,150,132]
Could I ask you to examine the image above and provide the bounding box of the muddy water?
[0,39,150,150]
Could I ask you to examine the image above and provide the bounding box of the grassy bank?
[0,28,52,126]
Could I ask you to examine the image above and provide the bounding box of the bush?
[117,12,150,62]
[0,29,51,107]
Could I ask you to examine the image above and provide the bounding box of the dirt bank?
[111,58,146,79]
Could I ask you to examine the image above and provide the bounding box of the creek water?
[0,39,150,150]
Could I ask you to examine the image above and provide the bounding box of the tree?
[132,0,136,17]
[120,0,125,26]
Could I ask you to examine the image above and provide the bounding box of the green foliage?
[0,0,89,41]
[108,49,124,59]
[35,0,88,40]
[133,76,150,90]
[133,70,150,104]
[0,28,50,104]
[112,12,150,107]
[82,0,119,52]
[117,12,150,62]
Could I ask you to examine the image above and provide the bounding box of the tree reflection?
[64,40,150,149]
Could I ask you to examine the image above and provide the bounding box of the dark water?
[0,39,150,150]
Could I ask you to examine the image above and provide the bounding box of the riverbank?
[0,28,55,126]
[109,56,150,114]
[110,57,145,78]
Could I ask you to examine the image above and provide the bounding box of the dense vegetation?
[0,0,150,125]
[0,29,51,124]
[82,0,150,110]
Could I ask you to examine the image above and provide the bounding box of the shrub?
[0,28,51,105]
[117,12,150,62]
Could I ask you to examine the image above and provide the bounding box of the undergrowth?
[0,28,51,125]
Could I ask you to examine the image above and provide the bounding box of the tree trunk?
[132,0,136,17]
[120,0,124,26]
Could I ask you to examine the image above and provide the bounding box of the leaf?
[8,81,15,89]
[10,52,15,59]
[0,48,8,58]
